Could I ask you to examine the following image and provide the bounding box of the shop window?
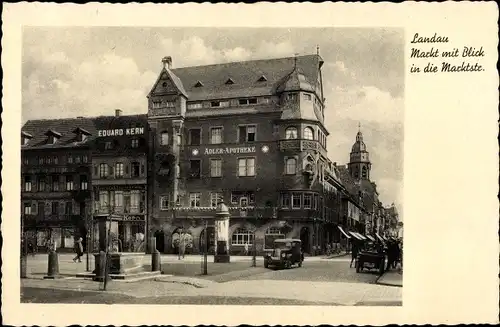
[231,228,254,246]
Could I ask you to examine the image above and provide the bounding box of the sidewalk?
[376,269,403,287]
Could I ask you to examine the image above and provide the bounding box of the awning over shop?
[375,233,385,242]
[337,226,351,239]
[354,232,367,240]
[349,232,363,240]
[365,234,376,242]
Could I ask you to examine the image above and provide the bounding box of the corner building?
[148,54,342,255]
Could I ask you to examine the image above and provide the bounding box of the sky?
[22,27,404,217]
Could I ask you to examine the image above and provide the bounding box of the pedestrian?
[73,237,84,263]
[179,232,186,259]
[326,243,331,256]
[244,242,249,256]
[386,239,396,270]
[350,240,359,268]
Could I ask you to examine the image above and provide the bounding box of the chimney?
[115,109,122,117]
[162,56,172,70]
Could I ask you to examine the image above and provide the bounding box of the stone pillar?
[214,201,230,263]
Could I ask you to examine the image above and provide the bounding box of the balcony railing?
[94,206,145,215]
[278,139,326,155]
[22,214,81,223]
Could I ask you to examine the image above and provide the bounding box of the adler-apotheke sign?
[97,127,145,137]
[203,146,256,155]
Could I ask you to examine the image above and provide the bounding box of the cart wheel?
[379,263,385,275]
[356,262,361,273]
[264,259,269,268]
[298,260,302,267]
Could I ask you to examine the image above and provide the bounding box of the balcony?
[94,206,145,216]
[22,214,81,224]
[279,139,326,156]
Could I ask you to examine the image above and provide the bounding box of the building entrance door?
[300,227,311,254]
[155,230,165,253]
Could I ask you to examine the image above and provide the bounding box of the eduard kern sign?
[97,127,145,137]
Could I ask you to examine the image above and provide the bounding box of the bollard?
[44,250,60,279]
[151,249,161,272]
[93,251,107,282]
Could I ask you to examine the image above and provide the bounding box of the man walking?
[244,242,249,256]
[350,240,359,268]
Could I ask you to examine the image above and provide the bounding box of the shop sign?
[204,146,256,155]
[97,127,145,137]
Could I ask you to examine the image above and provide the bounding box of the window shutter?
[94,165,98,176]
[141,164,145,174]
[124,164,129,174]
[109,164,114,176]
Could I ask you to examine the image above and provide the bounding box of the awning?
[375,233,385,242]
[365,234,376,242]
[337,226,351,239]
[354,232,367,240]
[349,232,363,240]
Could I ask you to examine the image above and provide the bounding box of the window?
[238,158,255,177]
[47,157,52,164]
[160,131,169,145]
[99,163,109,178]
[189,160,201,179]
[231,191,255,205]
[24,203,32,215]
[238,98,258,105]
[99,191,109,211]
[211,100,229,108]
[38,157,44,165]
[303,93,312,101]
[239,196,249,208]
[281,193,291,208]
[189,193,201,208]
[131,138,139,148]
[165,100,175,108]
[210,159,222,177]
[23,157,29,165]
[38,177,46,192]
[74,156,81,164]
[65,201,73,215]
[53,156,59,164]
[105,141,113,150]
[285,158,297,175]
[187,102,202,109]
[152,100,162,109]
[285,127,298,139]
[303,193,312,209]
[313,194,319,210]
[131,162,141,177]
[303,127,314,140]
[51,176,59,191]
[210,127,223,144]
[160,195,170,210]
[66,176,74,191]
[362,166,368,179]
[115,163,124,178]
[232,228,254,245]
[189,129,201,145]
[51,202,59,214]
[114,191,123,211]
[257,75,267,82]
[225,78,235,85]
[210,192,223,208]
[80,175,88,190]
[67,156,73,164]
[287,93,298,102]
[24,176,32,192]
[292,193,302,209]
[194,81,204,87]
[238,125,256,143]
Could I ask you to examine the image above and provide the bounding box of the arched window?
[285,127,298,139]
[231,228,254,245]
[285,158,296,175]
[303,127,314,140]
[160,131,169,145]
[264,227,285,249]
[362,166,368,179]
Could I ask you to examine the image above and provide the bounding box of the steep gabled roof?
[149,68,188,98]
[170,54,322,101]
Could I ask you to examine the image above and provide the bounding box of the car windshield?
[274,242,292,249]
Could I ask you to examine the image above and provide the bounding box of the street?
[21,255,401,305]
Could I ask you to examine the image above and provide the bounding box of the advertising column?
[214,201,230,263]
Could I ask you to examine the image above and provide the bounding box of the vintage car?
[356,244,386,275]
[264,238,304,269]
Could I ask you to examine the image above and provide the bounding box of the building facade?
[91,111,149,252]
[147,54,341,255]
[21,118,94,252]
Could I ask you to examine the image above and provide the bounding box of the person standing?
[73,237,84,263]
[244,242,249,256]
[350,240,359,268]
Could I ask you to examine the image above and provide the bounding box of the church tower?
[348,124,371,180]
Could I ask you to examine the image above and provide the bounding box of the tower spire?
[358,122,361,132]
[316,45,320,55]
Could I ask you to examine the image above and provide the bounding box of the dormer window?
[257,75,267,82]
[211,100,229,108]
[21,131,33,146]
[225,78,235,85]
[152,100,162,109]
[73,127,91,142]
[239,98,258,106]
[194,81,204,87]
[45,129,62,145]
[187,102,202,110]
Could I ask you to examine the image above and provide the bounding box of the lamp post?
[202,219,208,275]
